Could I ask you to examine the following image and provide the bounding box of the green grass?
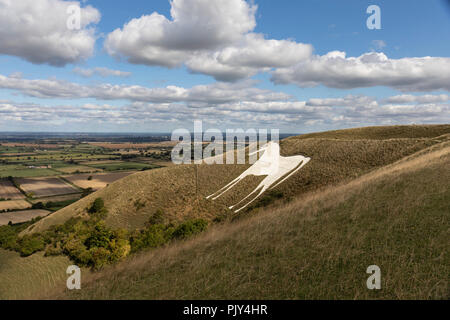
[0,153,119,163]
[0,167,59,178]
[55,146,449,300]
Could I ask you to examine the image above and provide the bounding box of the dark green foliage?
[84,223,113,249]
[88,198,105,214]
[15,235,45,257]
[172,219,208,239]
[31,199,79,212]
[32,202,45,209]
[0,194,208,269]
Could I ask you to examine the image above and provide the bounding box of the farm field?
[0,200,31,211]
[0,179,24,199]
[16,177,80,198]
[0,153,119,163]
[87,141,177,149]
[0,167,58,178]
[28,194,81,205]
[65,172,135,190]
[87,161,158,171]
[0,209,50,226]
[54,165,102,174]
[78,160,119,165]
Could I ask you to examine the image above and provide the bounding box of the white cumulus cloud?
[0,0,100,66]
[104,0,312,81]
[272,51,450,92]
[105,0,257,68]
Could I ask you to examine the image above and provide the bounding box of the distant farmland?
[88,161,157,171]
[88,141,177,149]
[0,200,31,211]
[16,177,79,198]
[0,209,50,226]
[55,165,102,174]
[0,179,24,199]
[65,172,135,190]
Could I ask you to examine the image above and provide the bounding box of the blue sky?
[0,0,449,133]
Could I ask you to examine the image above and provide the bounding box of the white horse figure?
[206,141,311,213]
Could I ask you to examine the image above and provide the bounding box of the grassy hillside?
[0,249,73,300]
[23,125,450,235]
[50,142,450,300]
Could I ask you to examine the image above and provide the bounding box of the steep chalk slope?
[54,140,450,300]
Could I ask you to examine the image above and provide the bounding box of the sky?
[0,0,449,133]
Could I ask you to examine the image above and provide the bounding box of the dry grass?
[0,249,73,300]
[295,124,450,140]
[49,144,449,300]
[23,125,450,235]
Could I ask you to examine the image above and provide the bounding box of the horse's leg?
[206,173,247,199]
[270,157,310,190]
[234,184,270,213]
[229,182,264,209]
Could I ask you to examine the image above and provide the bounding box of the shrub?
[84,222,112,249]
[109,238,131,262]
[16,235,45,257]
[172,219,208,239]
[89,247,110,269]
[88,198,105,214]
[32,202,45,209]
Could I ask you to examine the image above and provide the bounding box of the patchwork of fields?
[0,139,170,224]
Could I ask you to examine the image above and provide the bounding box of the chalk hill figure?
[207,142,311,213]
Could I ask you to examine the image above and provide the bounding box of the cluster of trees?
[0,198,208,269]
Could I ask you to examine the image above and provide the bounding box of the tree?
[88,198,105,214]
